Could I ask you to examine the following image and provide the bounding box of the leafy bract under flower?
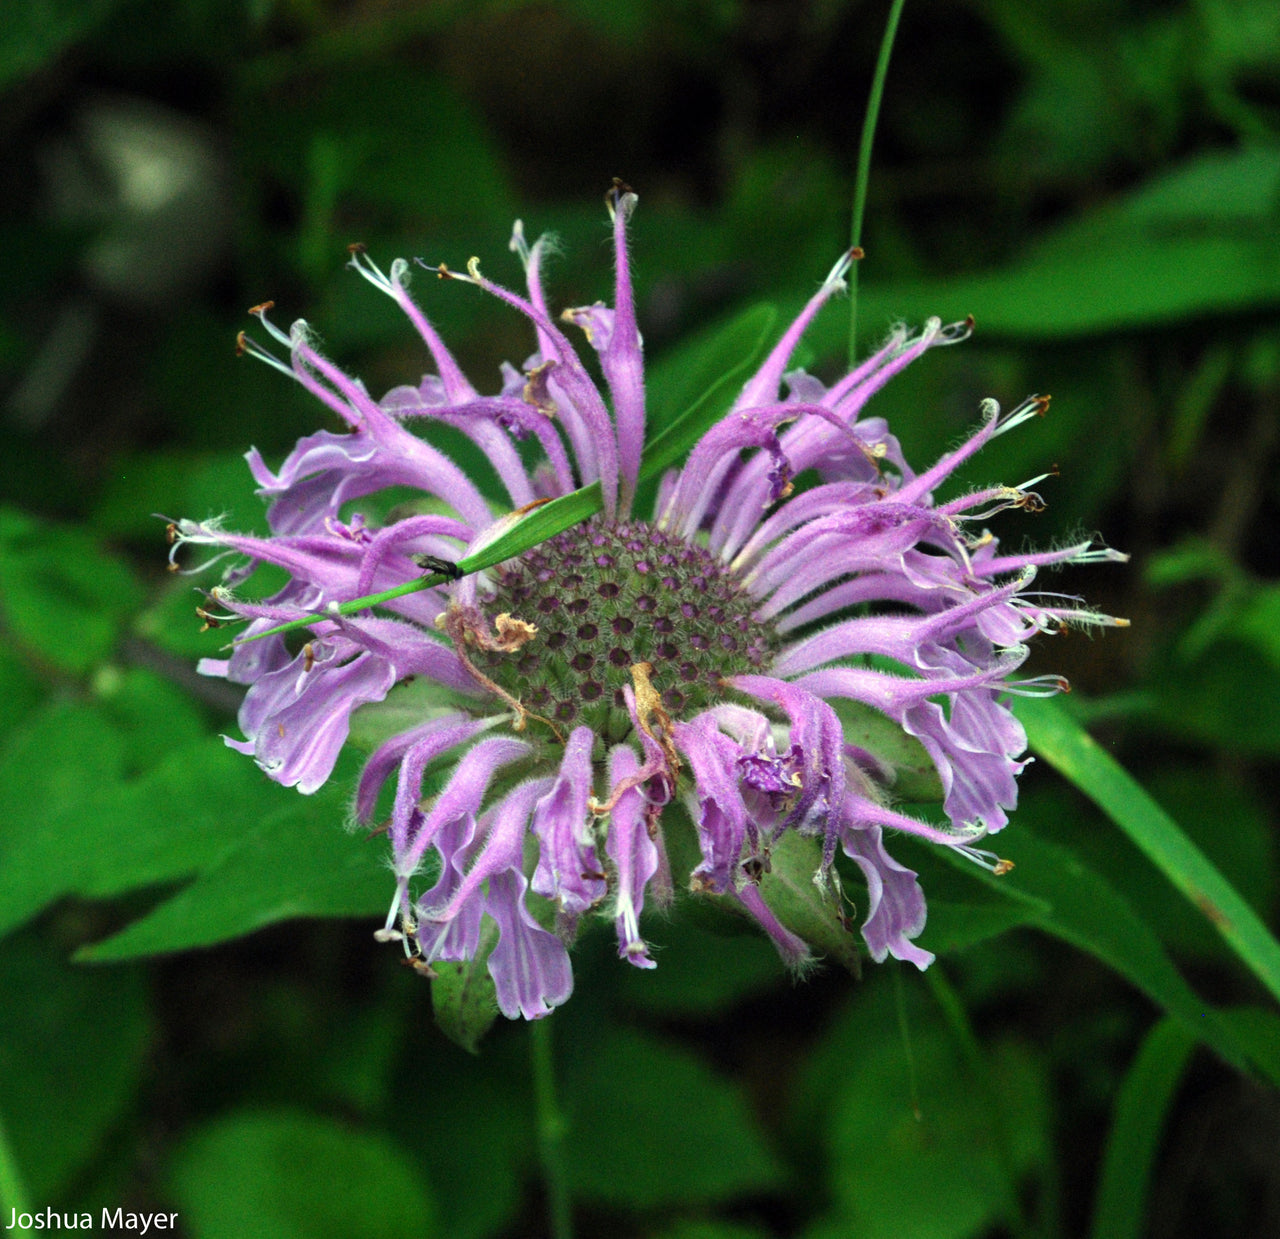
[177,184,1126,1023]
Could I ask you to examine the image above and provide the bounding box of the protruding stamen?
[938,314,976,344]
[821,246,862,292]
[347,244,396,295]
[606,177,637,221]
[234,331,295,380]
[993,393,1050,438]
[1069,546,1131,566]
[509,219,530,268]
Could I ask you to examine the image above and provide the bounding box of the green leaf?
[830,697,943,802]
[1214,1006,1280,1089]
[0,646,44,723]
[562,1027,785,1208]
[919,824,1246,1068]
[806,988,1049,1239]
[0,734,289,939]
[460,481,604,575]
[796,146,1280,348]
[90,665,208,767]
[430,920,501,1054]
[1018,695,1280,1010]
[0,508,144,676]
[169,1109,438,1239]
[614,917,787,1017]
[78,780,388,961]
[1089,1017,1197,1239]
[0,932,150,1200]
[754,829,861,974]
[1017,766,1276,966]
[639,303,779,478]
[913,897,1043,956]
[0,0,122,88]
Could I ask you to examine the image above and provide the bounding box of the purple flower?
[175,184,1126,1017]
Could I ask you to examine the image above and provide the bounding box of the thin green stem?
[848,0,908,367]
[0,1107,31,1219]
[531,1018,573,1239]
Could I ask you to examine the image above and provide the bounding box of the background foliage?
[2,1,1279,1236]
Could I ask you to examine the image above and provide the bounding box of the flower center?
[471,518,777,741]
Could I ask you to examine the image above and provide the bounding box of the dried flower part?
[175,189,1127,1022]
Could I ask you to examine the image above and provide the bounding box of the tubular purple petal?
[187,198,1125,1020]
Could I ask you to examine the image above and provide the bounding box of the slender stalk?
[531,1018,573,1239]
[848,0,908,366]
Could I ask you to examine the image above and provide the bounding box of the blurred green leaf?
[562,1027,785,1208]
[0,733,342,943]
[914,896,1044,957]
[170,1109,437,1239]
[1020,767,1276,966]
[640,303,778,484]
[614,916,786,1017]
[93,450,268,542]
[79,768,385,960]
[0,646,45,723]
[0,700,126,861]
[1090,1017,1197,1239]
[0,508,143,676]
[243,67,514,240]
[923,823,1246,1067]
[0,932,150,1200]
[654,1225,772,1239]
[799,146,1280,348]
[90,664,208,766]
[397,1047,532,1239]
[1215,1006,1280,1089]
[1020,696,1280,1010]
[1147,637,1280,753]
[810,1019,1049,1239]
[0,0,121,87]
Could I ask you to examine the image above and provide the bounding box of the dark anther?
[347,242,368,254]
[248,301,275,316]
[414,258,453,280]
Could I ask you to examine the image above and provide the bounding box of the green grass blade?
[1089,1016,1196,1239]
[1018,695,1280,1007]
[458,482,603,572]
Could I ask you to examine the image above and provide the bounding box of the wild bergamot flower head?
[173,184,1126,1020]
